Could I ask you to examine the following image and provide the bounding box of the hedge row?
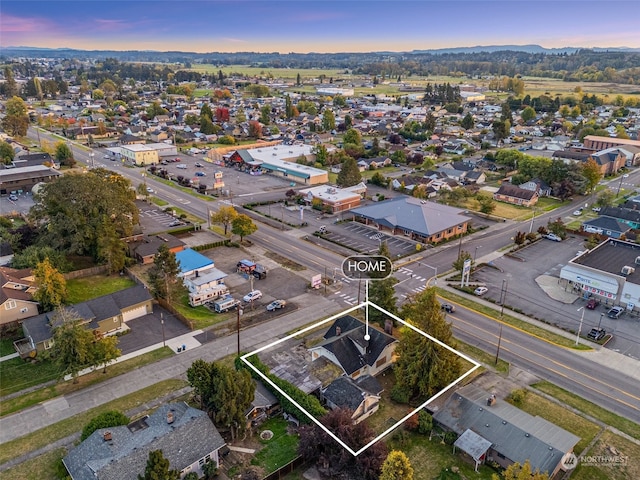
[242,355,327,422]
[192,240,231,251]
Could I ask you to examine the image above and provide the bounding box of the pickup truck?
[236,259,268,280]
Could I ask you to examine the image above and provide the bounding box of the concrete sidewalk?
[0,293,342,445]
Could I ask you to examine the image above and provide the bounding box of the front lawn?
[532,381,640,440]
[0,347,174,416]
[506,389,601,455]
[65,274,136,304]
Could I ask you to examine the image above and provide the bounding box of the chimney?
[167,411,174,424]
[335,326,341,336]
[103,431,112,441]
[195,270,199,278]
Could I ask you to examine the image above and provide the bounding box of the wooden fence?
[261,456,307,480]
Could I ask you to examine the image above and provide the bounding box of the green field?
[189,64,345,79]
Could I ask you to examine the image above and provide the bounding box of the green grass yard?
[65,274,136,304]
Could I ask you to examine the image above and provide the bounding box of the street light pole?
[576,307,585,345]
[474,246,481,264]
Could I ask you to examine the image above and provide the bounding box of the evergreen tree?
[368,241,398,324]
[392,288,462,403]
[138,450,179,480]
[461,112,475,130]
[147,243,185,303]
[336,157,362,187]
[200,103,213,121]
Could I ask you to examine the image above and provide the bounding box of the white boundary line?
[241,300,481,457]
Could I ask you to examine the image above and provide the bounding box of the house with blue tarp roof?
[175,248,214,277]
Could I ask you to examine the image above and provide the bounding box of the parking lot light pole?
[598,312,604,330]
[474,246,481,264]
[576,307,585,345]
[160,312,166,348]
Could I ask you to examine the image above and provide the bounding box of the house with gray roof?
[433,384,579,477]
[581,217,630,239]
[321,375,382,424]
[309,315,397,380]
[350,197,471,244]
[63,402,225,480]
[17,285,153,357]
[493,184,538,207]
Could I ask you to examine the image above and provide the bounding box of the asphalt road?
[20,128,640,425]
[447,303,640,423]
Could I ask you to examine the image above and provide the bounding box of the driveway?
[116,305,191,355]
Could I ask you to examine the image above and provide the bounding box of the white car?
[544,233,562,242]
[146,187,154,193]
[474,286,488,296]
[243,290,263,302]
[573,209,583,216]
[177,164,187,169]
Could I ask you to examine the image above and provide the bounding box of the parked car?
[266,299,287,311]
[587,328,606,341]
[173,157,181,162]
[103,154,111,159]
[573,209,583,216]
[243,290,263,303]
[474,286,488,296]
[8,194,18,201]
[592,206,601,213]
[586,298,600,310]
[169,220,183,227]
[177,164,187,169]
[543,233,562,242]
[607,306,624,319]
[195,171,206,177]
[194,162,203,167]
[441,303,456,313]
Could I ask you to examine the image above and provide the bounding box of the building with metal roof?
[349,197,471,244]
[175,248,214,278]
[433,384,579,477]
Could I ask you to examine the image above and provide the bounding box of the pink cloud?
[1,14,54,32]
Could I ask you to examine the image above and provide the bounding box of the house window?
[5,300,17,310]
[199,458,205,466]
[447,228,453,234]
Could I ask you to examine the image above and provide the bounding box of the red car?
[586,298,600,310]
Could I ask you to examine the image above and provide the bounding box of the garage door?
[122,304,149,322]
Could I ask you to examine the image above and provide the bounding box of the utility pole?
[576,307,585,345]
[495,324,503,365]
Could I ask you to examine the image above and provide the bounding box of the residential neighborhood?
[1,19,640,480]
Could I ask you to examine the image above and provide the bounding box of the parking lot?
[199,246,311,312]
[323,221,420,257]
[137,201,186,234]
[149,153,295,197]
[470,235,640,359]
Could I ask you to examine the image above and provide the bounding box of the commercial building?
[0,165,62,195]
[299,182,366,213]
[560,238,640,311]
[350,197,471,244]
[120,143,178,165]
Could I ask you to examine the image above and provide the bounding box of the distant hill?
[410,44,640,54]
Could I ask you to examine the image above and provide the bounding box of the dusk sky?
[2,1,639,54]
